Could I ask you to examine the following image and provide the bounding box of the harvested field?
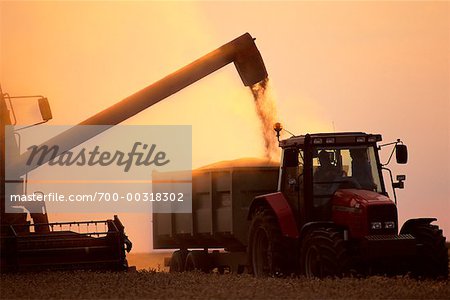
[2,249,449,299]
[1,271,449,299]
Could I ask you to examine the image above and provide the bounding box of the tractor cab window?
[312,146,382,207]
[281,148,304,193]
[348,147,381,192]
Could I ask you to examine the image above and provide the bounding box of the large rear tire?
[407,223,448,278]
[248,207,290,277]
[300,227,350,278]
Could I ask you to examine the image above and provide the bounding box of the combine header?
[1,216,131,272]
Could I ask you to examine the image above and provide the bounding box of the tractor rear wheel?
[184,251,210,273]
[169,250,187,273]
[248,207,289,277]
[407,223,448,278]
[300,227,350,278]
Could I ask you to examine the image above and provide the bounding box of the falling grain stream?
[250,78,279,160]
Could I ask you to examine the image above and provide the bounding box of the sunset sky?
[1,1,449,252]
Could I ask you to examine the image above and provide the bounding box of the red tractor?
[247,127,448,278]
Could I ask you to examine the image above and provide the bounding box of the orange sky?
[1,1,449,252]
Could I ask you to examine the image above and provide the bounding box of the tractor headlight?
[384,221,395,229]
[371,222,382,230]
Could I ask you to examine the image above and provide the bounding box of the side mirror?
[283,148,299,167]
[395,144,408,164]
[38,97,52,122]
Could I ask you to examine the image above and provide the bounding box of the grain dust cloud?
[250,78,279,160]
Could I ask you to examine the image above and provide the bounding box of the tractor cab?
[276,131,407,227]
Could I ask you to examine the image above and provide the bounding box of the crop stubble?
[1,271,449,299]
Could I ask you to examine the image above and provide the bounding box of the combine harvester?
[1,33,268,272]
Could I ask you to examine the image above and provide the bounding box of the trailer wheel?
[184,251,210,273]
[407,223,448,278]
[248,207,288,277]
[169,250,187,273]
[300,227,349,278]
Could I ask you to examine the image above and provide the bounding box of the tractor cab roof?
[279,132,382,148]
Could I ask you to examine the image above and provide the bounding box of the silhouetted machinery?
[154,131,448,278]
[0,33,268,272]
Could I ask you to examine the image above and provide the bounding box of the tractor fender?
[247,192,299,238]
[400,218,437,234]
[299,221,345,243]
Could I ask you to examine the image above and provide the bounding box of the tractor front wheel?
[407,223,448,278]
[300,227,350,278]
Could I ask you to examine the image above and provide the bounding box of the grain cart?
[1,32,268,271]
[154,131,448,278]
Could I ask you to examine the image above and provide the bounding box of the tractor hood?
[332,189,394,208]
[331,189,398,238]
